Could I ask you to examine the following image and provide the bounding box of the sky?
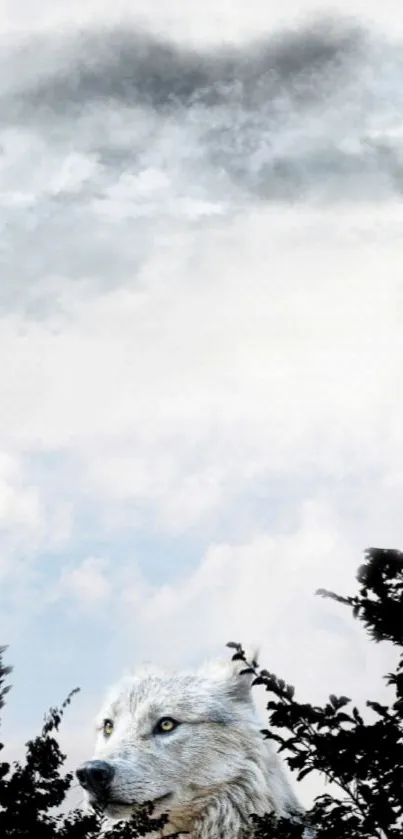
[1,0,403,811]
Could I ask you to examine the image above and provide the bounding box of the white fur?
[82,654,302,838]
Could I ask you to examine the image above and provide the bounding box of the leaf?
[252,676,266,686]
[335,712,353,723]
[297,767,313,781]
[352,707,364,724]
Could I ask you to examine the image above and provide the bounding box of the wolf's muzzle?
[76,759,115,797]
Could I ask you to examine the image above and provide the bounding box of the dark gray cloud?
[2,19,364,115]
[1,17,403,316]
[1,18,401,202]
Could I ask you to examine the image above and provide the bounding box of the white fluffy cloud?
[0,452,42,537]
[0,451,72,596]
[1,205,403,533]
[118,496,396,700]
[57,557,111,607]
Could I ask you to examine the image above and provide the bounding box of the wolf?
[76,653,302,838]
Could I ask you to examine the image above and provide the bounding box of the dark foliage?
[228,547,403,839]
[1,547,402,838]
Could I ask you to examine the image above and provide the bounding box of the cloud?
[57,557,111,608]
[2,20,403,208]
[6,22,362,112]
[1,204,403,538]
[122,496,396,700]
[0,451,71,589]
[0,452,42,537]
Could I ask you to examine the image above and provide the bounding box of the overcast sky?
[1,0,403,810]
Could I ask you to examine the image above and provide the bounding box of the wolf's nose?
[76,760,115,794]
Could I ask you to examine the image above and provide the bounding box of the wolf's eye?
[103,719,114,737]
[154,717,178,734]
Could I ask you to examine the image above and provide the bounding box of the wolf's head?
[76,653,274,827]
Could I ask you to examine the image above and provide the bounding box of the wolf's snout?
[76,760,115,795]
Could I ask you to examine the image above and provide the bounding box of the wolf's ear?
[200,647,259,704]
[224,646,259,704]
